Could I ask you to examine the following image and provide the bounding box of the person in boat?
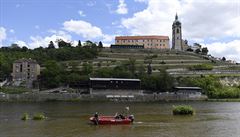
[114,112,120,119]
[94,112,99,125]
[119,114,125,119]
[114,112,125,119]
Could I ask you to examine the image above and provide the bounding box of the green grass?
[172,105,194,115]
[0,87,31,94]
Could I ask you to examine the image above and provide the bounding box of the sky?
[0,0,240,62]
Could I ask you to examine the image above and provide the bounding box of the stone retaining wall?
[0,92,207,102]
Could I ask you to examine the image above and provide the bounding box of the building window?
[20,64,22,72]
[177,29,179,33]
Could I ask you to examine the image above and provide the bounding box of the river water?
[0,101,240,137]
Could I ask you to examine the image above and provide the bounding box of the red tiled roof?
[115,35,169,40]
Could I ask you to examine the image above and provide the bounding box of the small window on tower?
[177,29,179,33]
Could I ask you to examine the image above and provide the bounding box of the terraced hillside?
[63,48,240,76]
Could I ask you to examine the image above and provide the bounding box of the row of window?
[144,44,165,46]
[117,39,166,43]
[15,68,35,73]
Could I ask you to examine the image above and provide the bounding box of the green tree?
[202,47,208,55]
[126,58,136,77]
[82,62,93,75]
[157,69,174,92]
[93,67,113,78]
[147,63,152,75]
[40,60,63,89]
[77,40,82,47]
[56,39,72,48]
[195,48,201,54]
[48,41,55,49]
[222,57,226,61]
[98,41,103,48]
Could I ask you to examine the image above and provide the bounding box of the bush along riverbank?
[178,75,240,99]
[172,105,194,115]
[33,113,46,120]
[21,113,46,120]
[21,113,30,121]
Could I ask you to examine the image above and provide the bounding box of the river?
[0,101,240,137]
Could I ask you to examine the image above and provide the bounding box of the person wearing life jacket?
[94,112,99,125]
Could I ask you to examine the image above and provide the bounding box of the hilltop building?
[12,58,40,88]
[114,35,170,49]
[172,13,190,51]
[172,13,183,50]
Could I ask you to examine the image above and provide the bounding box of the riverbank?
[207,98,240,102]
[0,92,207,102]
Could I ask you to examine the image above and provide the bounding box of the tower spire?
[175,13,178,20]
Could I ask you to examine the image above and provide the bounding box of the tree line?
[0,39,102,79]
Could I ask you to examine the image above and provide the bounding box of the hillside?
[63,48,240,77]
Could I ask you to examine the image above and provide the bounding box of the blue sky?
[0,0,240,62]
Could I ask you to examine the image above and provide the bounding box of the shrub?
[21,113,29,121]
[188,64,213,70]
[172,105,194,115]
[33,113,46,120]
[160,61,166,64]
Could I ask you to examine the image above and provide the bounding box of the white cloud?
[181,0,240,39]
[203,40,240,62]
[87,1,96,7]
[103,34,115,43]
[15,40,28,47]
[63,20,103,39]
[116,0,128,14]
[122,0,180,36]
[28,31,72,49]
[0,27,7,47]
[121,0,240,41]
[134,0,148,3]
[9,29,15,33]
[78,10,86,17]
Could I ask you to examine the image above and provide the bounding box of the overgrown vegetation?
[178,75,240,99]
[0,39,100,79]
[32,113,46,120]
[21,113,30,121]
[0,87,30,94]
[172,105,194,115]
[188,64,213,70]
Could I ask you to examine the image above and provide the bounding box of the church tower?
[172,13,182,50]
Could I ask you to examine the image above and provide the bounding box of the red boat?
[90,115,134,125]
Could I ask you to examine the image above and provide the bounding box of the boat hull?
[90,116,132,125]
